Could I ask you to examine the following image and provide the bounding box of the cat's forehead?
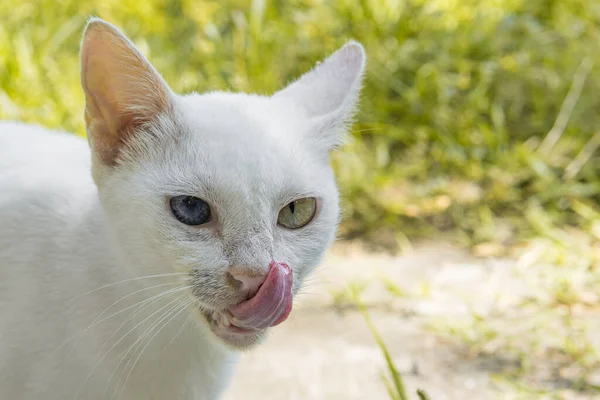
[176,93,306,170]
[157,92,319,198]
[178,93,299,142]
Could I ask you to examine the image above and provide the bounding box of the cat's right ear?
[80,18,172,166]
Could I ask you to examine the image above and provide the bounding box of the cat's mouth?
[200,262,294,346]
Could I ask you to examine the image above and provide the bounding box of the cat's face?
[80,19,365,349]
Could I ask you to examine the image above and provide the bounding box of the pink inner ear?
[80,20,172,165]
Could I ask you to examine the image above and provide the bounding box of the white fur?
[0,18,365,400]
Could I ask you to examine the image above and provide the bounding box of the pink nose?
[231,272,267,299]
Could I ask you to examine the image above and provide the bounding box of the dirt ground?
[223,241,597,400]
[222,242,504,399]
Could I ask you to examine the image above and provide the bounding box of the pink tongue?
[229,261,293,331]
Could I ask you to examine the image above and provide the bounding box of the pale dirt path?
[222,241,593,400]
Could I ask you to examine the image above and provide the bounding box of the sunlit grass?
[2,0,600,249]
[351,285,432,400]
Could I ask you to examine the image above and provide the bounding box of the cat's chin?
[199,309,266,350]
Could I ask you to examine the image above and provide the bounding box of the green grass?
[351,286,432,400]
[2,0,600,249]
[3,0,600,397]
[427,231,600,397]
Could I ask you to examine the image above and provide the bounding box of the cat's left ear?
[273,41,366,151]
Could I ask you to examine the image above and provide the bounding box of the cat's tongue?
[229,261,293,331]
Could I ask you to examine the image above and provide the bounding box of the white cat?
[0,18,365,400]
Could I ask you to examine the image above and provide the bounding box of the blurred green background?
[2,0,600,252]
[2,0,600,397]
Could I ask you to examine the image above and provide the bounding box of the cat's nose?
[230,272,267,299]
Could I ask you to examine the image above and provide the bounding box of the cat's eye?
[170,196,212,226]
[277,197,317,229]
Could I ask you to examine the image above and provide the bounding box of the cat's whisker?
[294,302,331,313]
[163,311,194,352]
[111,298,187,399]
[313,262,335,272]
[90,282,179,326]
[96,285,194,363]
[116,298,194,399]
[295,297,334,310]
[301,277,334,286]
[67,273,191,303]
[296,289,332,298]
[295,290,338,305]
[122,299,186,372]
[308,263,336,276]
[60,283,177,351]
[102,299,164,399]
[73,290,191,400]
[104,294,195,398]
[297,281,335,295]
[55,284,189,355]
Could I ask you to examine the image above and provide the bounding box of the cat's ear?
[80,18,172,166]
[273,41,366,151]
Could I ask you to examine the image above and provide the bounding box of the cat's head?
[80,18,365,349]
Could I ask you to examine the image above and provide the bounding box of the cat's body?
[0,19,365,399]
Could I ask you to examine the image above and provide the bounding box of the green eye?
[277,197,317,229]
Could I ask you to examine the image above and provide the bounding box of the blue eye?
[170,196,212,226]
